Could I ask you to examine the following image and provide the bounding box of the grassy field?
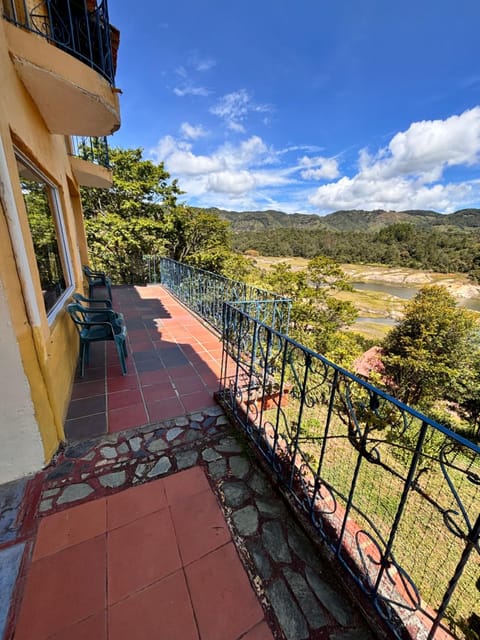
[258,390,479,638]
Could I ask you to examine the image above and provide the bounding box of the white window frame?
[14,148,74,326]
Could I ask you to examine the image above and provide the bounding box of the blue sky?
[108,0,480,215]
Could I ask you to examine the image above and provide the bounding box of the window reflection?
[16,156,69,314]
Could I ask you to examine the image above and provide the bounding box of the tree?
[81,147,182,220]
[80,146,250,282]
[161,206,230,263]
[382,285,477,407]
[85,213,166,284]
[262,257,358,355]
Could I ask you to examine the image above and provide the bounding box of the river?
[352,281,480,327]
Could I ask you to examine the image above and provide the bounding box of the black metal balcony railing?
[3,0,115,84]
[155,257,292,335]
[219,302,480,640]
[70,136,110,168]
[156,258,479,640]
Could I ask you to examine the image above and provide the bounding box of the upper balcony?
[3,0,120,136]
[68,135,113,188]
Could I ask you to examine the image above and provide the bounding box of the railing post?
[428,512,480,639]
[310,368,339,518]
[372,420,428,597]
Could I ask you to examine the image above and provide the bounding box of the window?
[15,152,73,316]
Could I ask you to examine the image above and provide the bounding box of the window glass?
[16,155,71,314]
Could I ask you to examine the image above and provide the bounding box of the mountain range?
[201,207,480,233]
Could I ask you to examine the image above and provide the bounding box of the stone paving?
[21,405,375,640]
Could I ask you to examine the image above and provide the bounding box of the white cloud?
[217,136,274,168]
[309,107,480,212]
[173,86,211,97]
[309,175,478,212]
[210,89,272,132]
[207,170,256,194]
[152,107,480,213]
[195,57,216,72]
[151,133,297,203]
[299,156,340,180]
[180,122,208,140]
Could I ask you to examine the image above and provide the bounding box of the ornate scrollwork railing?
[219,301,480,640]
[156,257,291,335]
[3,0,116,83]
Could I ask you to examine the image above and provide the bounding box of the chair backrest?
[67,302,122,336]
[67,303,88,331]
[72,292,112,308]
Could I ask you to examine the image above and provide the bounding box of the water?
[352,281,480,312]
[352,281,416,300]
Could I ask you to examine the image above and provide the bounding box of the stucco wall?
[0,277,44,482]
[0,15,95,480]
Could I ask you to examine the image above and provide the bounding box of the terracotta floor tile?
[33,499,107,561]
[46,611,107,640]
[14,536,106,640]
[64,413,107,441]
[107,388,143,411]
[107,480,167,530]
[70,379,106,400]
[67,395,106,419]
[125,329,151,343]
[181,390,215,412]
[108,570,198,640]
[239,621,275,640]
[146,397,184,422]
[138,369,171,386]
[108,403,148,433]
[106,363,131,379]
[163,466,211,506]
[129,341,154,353]
[168,364,197,380]
[170,488,231,565]
[76,366,105,382]
[173,376,206,394]
[107,509,181,605]
[186,542,263,640]
[141,381,177,403]
[107,375,139,393]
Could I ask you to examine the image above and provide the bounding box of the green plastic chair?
[83,265,112,301]
[67,302,127,376]
[72,292,125,326]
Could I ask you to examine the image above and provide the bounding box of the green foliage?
[162,206,230,263]
[85,213,166,284]
[81,147,182,220]
[186,248,254,280]
[81,146,247,282]
[260,257,358,355]
[382,286,478,406]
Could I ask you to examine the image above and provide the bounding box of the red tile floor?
[14,467,273,640]
[65,285,225,440]
[10,286,273,639]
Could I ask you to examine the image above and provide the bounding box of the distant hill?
[201,208,326,232]
[200,206,480,233]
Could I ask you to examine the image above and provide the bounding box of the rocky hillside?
[200,206,480,233]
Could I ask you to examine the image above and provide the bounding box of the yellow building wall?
[0,14,95,467]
